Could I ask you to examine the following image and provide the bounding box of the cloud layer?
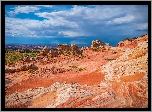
[5,5,148,46]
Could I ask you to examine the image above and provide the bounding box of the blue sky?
[5,5,148,46]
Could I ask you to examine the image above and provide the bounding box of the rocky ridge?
[116,34,147,48]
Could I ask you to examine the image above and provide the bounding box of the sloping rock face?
[116,34,148,48]
[116,38,137,48]
[101,34,148,108]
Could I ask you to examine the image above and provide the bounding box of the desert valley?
[5,34,148,108]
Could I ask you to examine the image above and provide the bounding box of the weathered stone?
[49,49,58,57]
[39,46,49,56]
[23,56,30,62]
[91,40,105,49]
[91,40,111,51]
[48,44,83,58]
[104,43,111,50]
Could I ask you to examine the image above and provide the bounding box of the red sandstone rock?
[5,34,148,108]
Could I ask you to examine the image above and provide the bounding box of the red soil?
[120,72,146,82]
[6,50,121,95]
[5,70,105,95]
[65,71,105,86]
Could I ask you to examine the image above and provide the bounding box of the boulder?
[70,44,81,55]
[90,40,111,51]
[91,40,106,49]
[49,49,58,57]
[55,44,83,56]
[23,56,30,62]
[20,65,28,71]
[39,46,49,56]
[30,57,35,61]
[104,43,111,50]
[5,63,38,73]
[28,63,38,70]
[57,44,70,52]
[5,68,16,73]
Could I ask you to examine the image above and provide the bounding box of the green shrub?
[5,49,39,65]
[78,67,86,71]
[105,58,116,61]
[28,69,36,74]
[79,54,85,59]
[69,65,78,68]
[92,48,99,52]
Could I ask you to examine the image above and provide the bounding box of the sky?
[5,5,148,47]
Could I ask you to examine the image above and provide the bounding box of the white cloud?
[7,11,15,17]
[33,6,125,36]
[8,6,39,16]
[35,12,79,28]
[136,23,148,30]
[107,15,135,25]
[61,31,83,37]
[35,5,123,22]
[15,6,39,13]
[5,5,148,39]
[5,17,79,38]
[35,5,52,8]
[5,17,43,37]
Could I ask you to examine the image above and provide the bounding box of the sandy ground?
[5,49,122,95]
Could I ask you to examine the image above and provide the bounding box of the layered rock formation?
[49,49,58,57]
[57,44,82,56]
[116,34,148,48]
[5,63,38,73]
[39,46,49,56]
[91,40,111,50]
[91,40,105,49]
[36,44,83,58]
[100,35,148,108]
[5,34,148,108]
